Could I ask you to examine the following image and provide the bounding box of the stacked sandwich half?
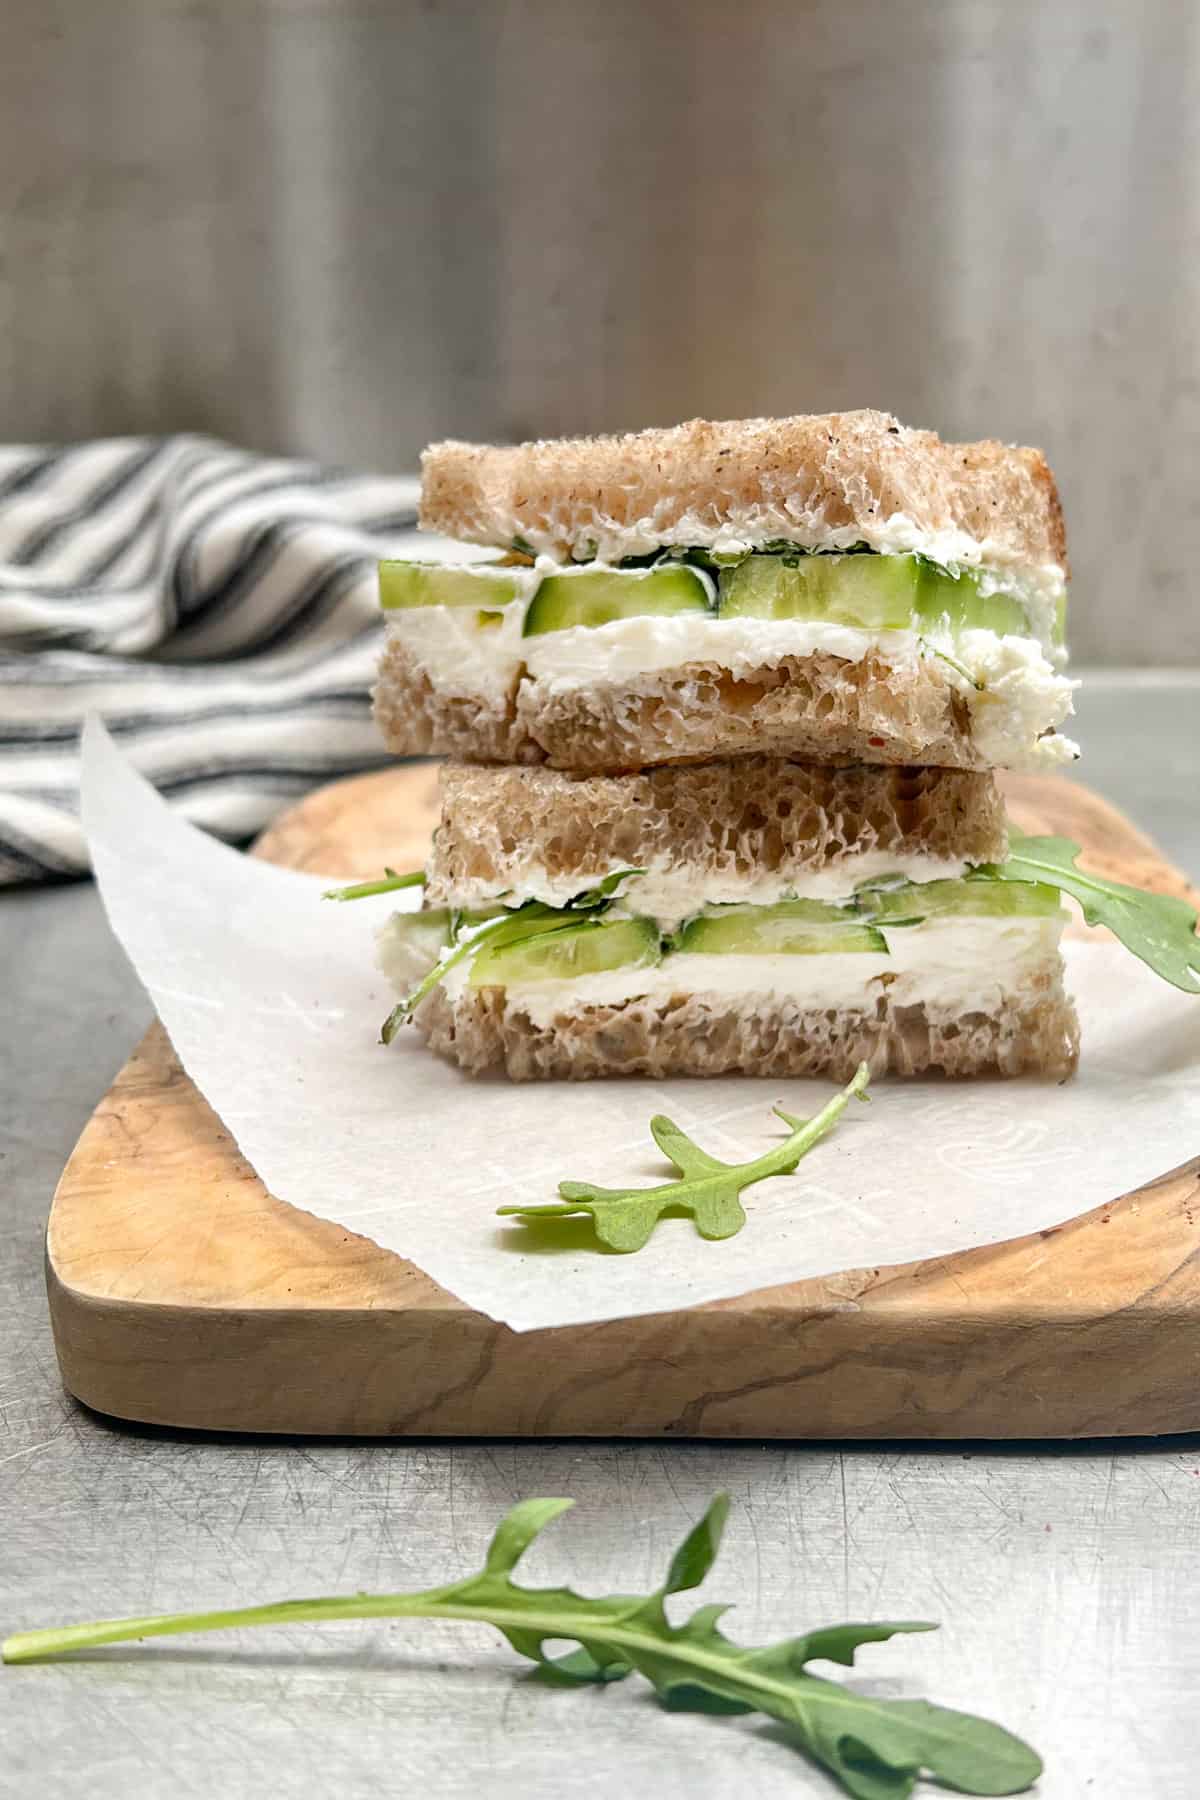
[368,411,1082,1081]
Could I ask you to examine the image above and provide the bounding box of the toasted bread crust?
[373,636,983,772]
[420,411,1067,571]
[416,985,1079,1082]
[425,761,1007,902]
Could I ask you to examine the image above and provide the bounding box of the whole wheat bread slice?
[420,410,1067,570]
[425,760,1007,905]
[416,984,1079,1082]
[374,632,987,772]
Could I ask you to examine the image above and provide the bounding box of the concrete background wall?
[2,0,1198,664]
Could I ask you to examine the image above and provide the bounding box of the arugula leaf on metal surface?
[2,1491,1041,1799]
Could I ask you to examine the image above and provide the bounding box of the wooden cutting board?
[47,766,1200,1440]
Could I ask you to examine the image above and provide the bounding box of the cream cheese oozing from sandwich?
[946,629,1079,768]
[429,913,1067,1029]
[523,615,1078,772]
[383,598,528,701]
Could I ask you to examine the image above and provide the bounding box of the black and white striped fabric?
[0,437,424,883]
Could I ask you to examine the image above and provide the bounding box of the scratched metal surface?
[2,681,1199,1800]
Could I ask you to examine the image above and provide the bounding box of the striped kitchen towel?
[0,436,425,883]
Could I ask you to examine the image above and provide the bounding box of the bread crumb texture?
[425,760,1007,898]
[416,985,1079,1082]
[420,410,1067,571]
[374,633,984,772]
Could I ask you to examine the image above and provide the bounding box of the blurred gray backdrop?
[3,0,1199,664]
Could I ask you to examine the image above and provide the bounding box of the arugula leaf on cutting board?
[498,1063,871,1252]
[971,832,1200,993]
[3,1491,1042,1799]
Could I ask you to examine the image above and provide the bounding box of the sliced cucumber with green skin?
[717,554,921,629]
[858,877,1064,923]
[522,564,711,637]
[912,562,1029,637]
[676,900,887,957]
[379,562,528,610]
[469,915,662,986]
[716,552,1035,640]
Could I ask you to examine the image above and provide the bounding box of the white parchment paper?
[81,717,1200,1332]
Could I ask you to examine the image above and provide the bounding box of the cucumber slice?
[912,562,1029,637]
[388,909,452,953]
[378,906,514,979]
[377,909,454,992]
[716,551,1037,640]
[522,565,711,637]
[379,561,527,610]
[1053,591,1068,650]
[468,916,662,986]
[676,900,887,956]
[717,553,920,629]
[859,877,1064,923]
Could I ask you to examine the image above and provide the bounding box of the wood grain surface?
[47,764,1200,1439]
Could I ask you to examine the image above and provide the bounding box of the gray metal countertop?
[3,678,1199,1800]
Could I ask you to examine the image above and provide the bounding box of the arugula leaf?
[972,833,1200,994]
[380,902,567,1043]
[1,1493,1041,1799]
[379,871,649,1042]
[323,867,426,902]
[498,1063,871,1251]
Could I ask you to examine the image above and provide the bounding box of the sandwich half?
[374,411,1077,774]
[374,760,1079,1082]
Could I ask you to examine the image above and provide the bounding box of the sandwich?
[363,760,1082,1082]
[373,411,1076,774]
[349,413,1195,1086]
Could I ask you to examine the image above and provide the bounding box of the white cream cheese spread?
[384,604,1078,772]
[379,912,1067,1027]
[432,852,976,930]
[440,914,1065,1027]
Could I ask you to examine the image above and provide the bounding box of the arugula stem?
[324,869,425,902]
[759,1060,871,1175]
[1,1592,874,1724]
[382,905,575,1042]
[917,639,984,690]
[3,1587,459,1663]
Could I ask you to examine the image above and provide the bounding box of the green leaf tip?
[974,832,1200,994]
[2,1490,1041,1797]
[497,1064,872,1252]
[483,1496,575,1576]
[660,1492,730,1596]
